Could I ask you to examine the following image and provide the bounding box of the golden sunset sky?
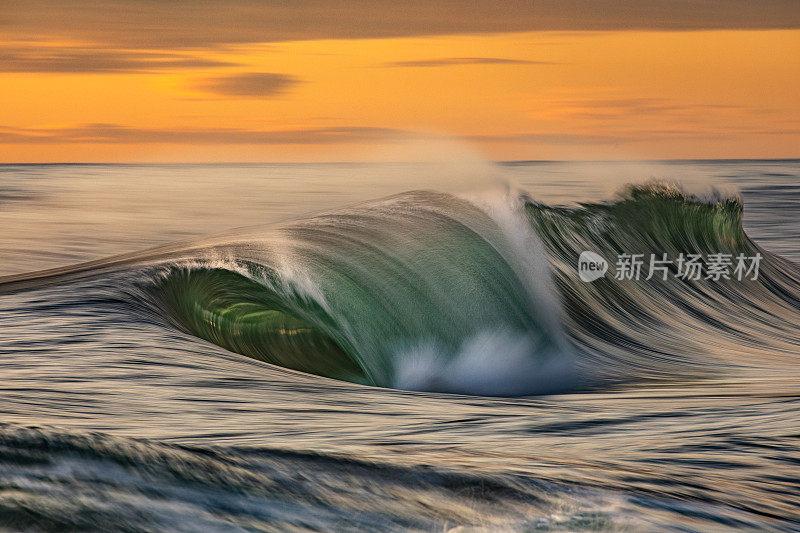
[1,1,799,162]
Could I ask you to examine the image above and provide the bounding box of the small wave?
[0,423,602,531]
[1,422,792,531]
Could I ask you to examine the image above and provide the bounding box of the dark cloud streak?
[195,73,301,97]
[0,46,236,73]
[2,123,788,148]
[4,1,800,51]
[542,97,763,120]
[382,57,553,67]
[468,133,629,145]
[0,124,408,145]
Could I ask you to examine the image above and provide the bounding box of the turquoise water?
[1,161,799,531]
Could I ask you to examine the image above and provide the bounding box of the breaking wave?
[3,183,800,396]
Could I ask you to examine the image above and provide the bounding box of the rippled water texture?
[1,161,799,531]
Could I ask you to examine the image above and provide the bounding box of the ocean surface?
[1,160,799,531]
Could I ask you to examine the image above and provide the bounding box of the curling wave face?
[3,183,800,396]
[135,190,572,396]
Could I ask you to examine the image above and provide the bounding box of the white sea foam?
[393,329,578,396]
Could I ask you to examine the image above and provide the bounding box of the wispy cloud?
[194,73,301,97]
[0,124,407,144]
[520,97,770,129]
[548,97,759,120]
[464,124,797,145]
[2,122,788,148]
[0,45,236,73]
[467,133,629,145]
[382,57,553,68]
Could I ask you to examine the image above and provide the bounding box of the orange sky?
[1,4,799,161]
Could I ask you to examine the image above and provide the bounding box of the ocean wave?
[3,183,800,396]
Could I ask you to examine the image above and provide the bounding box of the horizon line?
[1,158,799,166]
